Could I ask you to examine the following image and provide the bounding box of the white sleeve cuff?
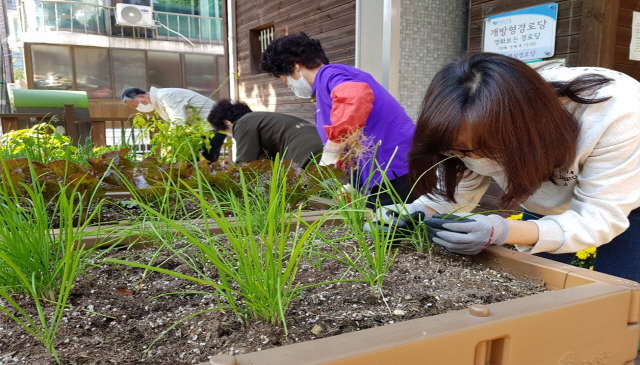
[414,195,474,215]
[516,218,564,254]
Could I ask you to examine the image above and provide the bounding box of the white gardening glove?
[319,140,345,166]
[423,213,509,255]
[335,183,353,202]
[363,203,430,235]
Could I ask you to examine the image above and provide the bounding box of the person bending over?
[369,52,640,282]
[260,32,416,208]
[122,87,224,162]
[208,99,323,168]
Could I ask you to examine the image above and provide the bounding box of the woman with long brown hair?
[371,53,640,282]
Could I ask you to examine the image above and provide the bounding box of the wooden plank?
[238,0,350,29]
[618,5,635,27]
[470,0,573,21]
[235,0,356,121]
[236,0,301,21]
[617,26,632,45]
[614,44,640,65]
[563,52,581,66]
[325,48,355,63]
[619,0,640,10]
[578,0,620,68]
[284,6,355,35]
[612,63,640,80]
[239,1,354,34]
[0,117,17,133]
[554,34,582,54]
[237,23,355,57]
[91,120,106,146]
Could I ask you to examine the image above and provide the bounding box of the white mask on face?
[286,70,313,99]
[460,156,504,176]
[135,102,155,113]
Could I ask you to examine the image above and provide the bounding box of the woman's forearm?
[505,219,539,246]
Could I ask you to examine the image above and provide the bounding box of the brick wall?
[398,0,469,121]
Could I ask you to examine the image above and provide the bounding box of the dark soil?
[0,224,545,365]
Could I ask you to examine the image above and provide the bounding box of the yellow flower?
[576,250,589,260]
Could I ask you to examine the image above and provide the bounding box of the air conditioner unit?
[115,3,155,27]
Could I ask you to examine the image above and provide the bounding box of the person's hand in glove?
[423,213,509,255]
[319,140,345,166]
[363,203,429,234]
[335,183,353,203]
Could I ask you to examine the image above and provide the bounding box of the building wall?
[613,0,640,80]
[234,0,356,122]
[398,0,469,121]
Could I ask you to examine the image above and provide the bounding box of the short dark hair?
[121,88,147,102]
[408,52,613,207]
[207,99,253,131]
[260,32,329,77]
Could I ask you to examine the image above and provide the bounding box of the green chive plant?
[307,144,402,298]
[0,157,114,363]
[105,155,328,335]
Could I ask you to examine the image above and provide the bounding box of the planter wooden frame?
[203,247,640,365]
[67,204,640,364]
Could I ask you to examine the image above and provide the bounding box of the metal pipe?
[354,0,361,68]
[226,0,237,99]
[381,0,391,90]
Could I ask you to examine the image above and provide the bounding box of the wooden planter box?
[71,205,640,364]
[203,246,640,365]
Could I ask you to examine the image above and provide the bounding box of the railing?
[21,0,223,44]
[153,10,223,45]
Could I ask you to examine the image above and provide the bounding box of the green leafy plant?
[132,113,213,163]
[0,122,77,163]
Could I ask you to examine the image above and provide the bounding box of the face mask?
[286,71,313,99]
[460,156,504,176]
[136,102,155,113]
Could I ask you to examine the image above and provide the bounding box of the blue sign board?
[483,3,558,61]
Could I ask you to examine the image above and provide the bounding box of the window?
[112,49,146,98]
[148,51,181,88]
[184,53,217,97]
[75,47,112,99]
[31,45,73,90]
[249,23,274,74]
[27,44,228,101]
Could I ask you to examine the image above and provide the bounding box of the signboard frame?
[482,3,558,61]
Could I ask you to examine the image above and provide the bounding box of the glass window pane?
[31,44,73,90]
[75,47,112,99]
[74,3,104,34]
[112,49,146,98]
[184,53,216,98]
[148,51,182,88]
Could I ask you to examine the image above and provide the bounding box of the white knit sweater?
[416,66,640,254]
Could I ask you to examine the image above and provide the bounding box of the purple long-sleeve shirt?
[312,64,415,190]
